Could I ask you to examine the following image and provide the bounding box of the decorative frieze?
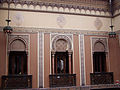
[1,0,120,16]
[0,0,109,12]
[0,0,112,17]
[0,26,109,36]
[113,0,120,11]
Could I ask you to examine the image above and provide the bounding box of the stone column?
[80,34,85,86]
[51,52,55,74]
[39,32,44,88]
[68,51,72,74]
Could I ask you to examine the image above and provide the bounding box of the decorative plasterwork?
[39,32,44,88]
[51,34,72,52]
[113,0,120,11]
[1,0,120,17]
[92,37,108,52]
[57,15,66,28]
[0,26,109,36]
[111,0,120,16]
[94,18,103,30]
[13,12,24,26]
[79,34,85,86]
[8,34,29,52]
[0,0,112,17]
[0,0,109,12]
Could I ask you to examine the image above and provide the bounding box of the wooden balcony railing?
[49,74,76,87]
[1,75,32,89]
[90,72,114,85]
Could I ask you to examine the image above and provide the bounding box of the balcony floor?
[1,84,120,90]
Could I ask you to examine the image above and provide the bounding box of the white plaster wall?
[0,9,110,31]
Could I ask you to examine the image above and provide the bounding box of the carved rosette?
[13,12,24,26]
[94,18,103,30]
[57,15,66,28]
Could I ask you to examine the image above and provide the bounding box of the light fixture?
[3,1,13,34]
[108,0,116,38]
[109,25,116,38]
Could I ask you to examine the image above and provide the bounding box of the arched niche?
[92,38,108,53]
[93,41,105,52]
[10,39,26,51]
[7,34,29,75]
[52,35,72,52]
[8,36,28,52]
[51,35,73,74]
[92,38,108,73]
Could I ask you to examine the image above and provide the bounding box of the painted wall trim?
[0,27,109,35]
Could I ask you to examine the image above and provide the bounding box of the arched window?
[8,39,27,75]
[55,52,69,74]
[93,41,106,72]
[9,51,27,74]
[51,35,73,74]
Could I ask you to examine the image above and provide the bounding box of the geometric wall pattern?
[39,32,44,88]
[79,34,85,86]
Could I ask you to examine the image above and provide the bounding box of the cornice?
[0,26,108,36]
[0,0,109,12]
[1,0,120,17]
[113,0,120,11]
[0,7,111,18]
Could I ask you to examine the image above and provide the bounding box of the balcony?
[90,72,114,85]
[49,74,76,87]
[1,74,32,89]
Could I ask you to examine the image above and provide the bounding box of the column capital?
[68,50,72,55]
[51,49,56,55]
[51,52,55,55]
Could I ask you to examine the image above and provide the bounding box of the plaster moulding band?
[0,0,109,12]
[1,0,120,17]
[0,26,109,36]
[0,7,111,18]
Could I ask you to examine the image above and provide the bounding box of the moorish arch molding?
[52,35,72,52]
[9,39,26,51]
[8,34,29,53]
[51,34,73,74]
[94,41,106,52]
[0,0,111,13]
[92,38,108,53]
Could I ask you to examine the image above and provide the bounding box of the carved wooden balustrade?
[90,72,114,85]
[1,75,32,89]
[49,74,76,87]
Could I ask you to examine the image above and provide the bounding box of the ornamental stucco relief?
[8,34,29,52]
[0,0,116,17]
[13,12,24,26]
[92,37,108,52]
[57,15,66,28]
[94,18,103,30]
[51,34,72,52]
